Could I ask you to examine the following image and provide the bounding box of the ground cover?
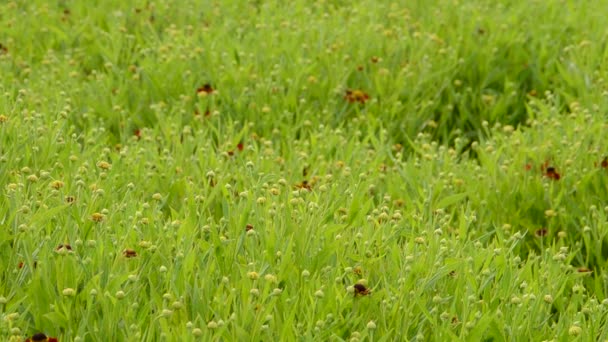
[1,0,608,341]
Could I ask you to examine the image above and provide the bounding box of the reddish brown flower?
[196,83,214,95]
[344,89,370,104]
[577,267,592,274]
[0,43,7,54]
[123,249,137,258]
[134,129,141,140]
[601,157,608,169]
[294,180,312,191]
[18,261,37,269]
[353,283,371,296]
[56,244,73,251]
[544,167,560,180]
[227,143,245,156]
[534,228,548,237]
[195,108,212,118]
[194,108,213,119]
[26,333,57,342]
[371,56,380,63]
[524,163,532,171]
[245,224,254,232]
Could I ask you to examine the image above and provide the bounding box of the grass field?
[1,0,608,341]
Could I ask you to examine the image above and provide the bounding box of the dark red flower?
[26,333,58,342]
[353,283,371,296]
[227,142,244,156]
[123,249,137,258]
[245,224,254,232]
[577,267,592,274]
[544,167,560,180]
[344,89,370,104]
[194,108,213,118]
[134,129,141,140]
[18,261,38,269]
[534,228,548,237]
[294,180,312,191]
[601,157,608,169]
[524,163,532,171]
[196,83,214,95]
[56,244,73,251]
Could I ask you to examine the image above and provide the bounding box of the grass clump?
[1,0,608,341]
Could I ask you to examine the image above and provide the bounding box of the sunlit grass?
[1,0,608,341]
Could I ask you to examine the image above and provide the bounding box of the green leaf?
[435,192,469,209]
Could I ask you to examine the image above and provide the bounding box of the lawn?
[1,0,608,341]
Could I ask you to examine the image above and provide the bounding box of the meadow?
[1,0,608,341]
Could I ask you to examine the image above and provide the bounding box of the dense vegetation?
[1,0,608,341]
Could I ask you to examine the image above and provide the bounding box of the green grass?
[1,0,608,341]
